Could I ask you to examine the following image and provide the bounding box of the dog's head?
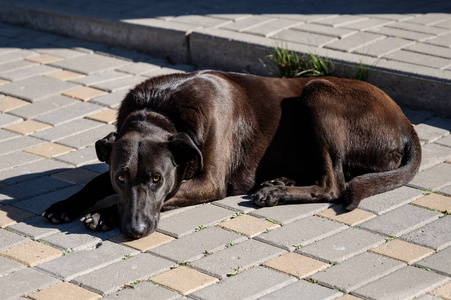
[95,118,202,238]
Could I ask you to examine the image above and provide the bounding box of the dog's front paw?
[260,177,296,188]
[42,201,79,224]
[252,186,287,207]
[81,207,119,231]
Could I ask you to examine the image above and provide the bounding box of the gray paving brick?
[69,70,131,86]
[0,175,71,204]
[353,266,449,300]
[406,43,451,60]
[250,203,334,225]
[0,255,26,277]
[57,124,116,149]
[405,13,450,26]
[0,112,22,127]
[314,15,368,27]
[292,23,356,38]
[0,158,71,185]
[358,186,424,215]
[52,167,99,184]
[0,59,35,73]
[150,226,247,263]
[426,32,451,48]
[11,184,82,215]
[401,216,451,251]
[32,118,103,142]
[402,107,436,125]
[115,62,161,75]
[34,47,86,58]
[415,123,450,143]
[0,151,43,172]
[416,246,451,276]
[8,215,74,240]
[0,76,80,102]
[35,240,139,281]
[104,280,182,300]
[311,252,405,292]
[54,146,99,167]
[82,162,109,173]
[436,135,451,148]
[409,163,451,191]
[386,22,448,36]
[368,26,433,41]
[8,95,78,120]
[157,203,235,238]
[171,15,231,28]
[0,49,37,63]
[298,228,385,263]
[91,75,147,92]
[245,18,302,37]
[35,101,104,126]
[0,268,61,300]
[420,143,451,171]
[91,89,129,108]
[190,239,286,279]
[0,64,61,81]
[72,253,174,295]
[0,228,29,251]
[260,279,342,300]
[212,195,258,214]
[325,32,385,52]
[49,53,130,74]
[339,17,395,30]
[0,129,18,142]
[0,135,45,156]
[441,184,451,196]
[255,216,347,250]
[434,18,451,29]
[354,36,413,58]
[273,29,337,47]
[358,205,441,237]
[190,266,296,300]
[220,16,274,32]
[385,50,451,69]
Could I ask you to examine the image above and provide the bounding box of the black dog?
[43,71,421,238]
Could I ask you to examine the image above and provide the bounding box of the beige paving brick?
[110,231,175,252]
[447,158,451,164]
[411,193,451,213]
[0,96,29,112]
[3,120,52,135]
[0,78,9,85]
[217,214,280,237]
[62,86,107,101]
[429,281,451,299]
[316,205,376,226]
[24,142,76,158]
[28,282,101,300]
[150,266,218,295]
[26,54,63,64]
[335,294,365,300]
[45,70,85,81]
[370,239,434,264]
[85,108,118,124]
[1,241,63,267]
[263,252,329,279]
[0,205,35,228]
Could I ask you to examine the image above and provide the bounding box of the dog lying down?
[43,70,421,239]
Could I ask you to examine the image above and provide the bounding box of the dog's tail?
[345,128,422,210]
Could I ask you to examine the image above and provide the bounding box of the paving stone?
[35,241,139,281]
[0,78,9,85]
[0,255,26,277]
[28,282,101,300]
[110,231,175,253]
[0,135,45,155]
[0,175,71,204]
[0,240,63,267]
[0,205,35,228]
[85,108,117,124]
[103,280,182,300]
[0,228,29,251]
[370,239,435,264]
[69,70,131,86]
[316,205,377,226]
[417,245,451,277]
[7,95,77,120]
[359,186,426,215]
[261,279,342,300]
[157,204,235,238]
[150,226,247,263]
[45,70,85,81]
[190,266,296,300]
[24,142,76,158]
[353,266,449,300]
[80,162,109,173]
[91,75,147,92]
[298,227,385,263]
[315,15,368,27]
[0,268,60,300]
[217,214,280,237]
[255,216,347,250]
[212,195,257,213]
[8,215,74,240]
[335,295,365,300]
[0,112,23,128]
[220,15,274,31]
[411,193,451,213]
[339,17,395,30]
[52,167,99,184]
[54,146,99,167]
[0,49,37,63]
[0,76,80,102]
[171,15,231,27]
[57,124,115,149]
[0,151,43,172]
[32,118,103,142]
[0,128,20,142]
[354,36,413,57]
[0,59,35,73]
[426,32,451,48]
[273,29,337,47]
[190,238,285,279]
[35,101,104,126]
[405,13,450,25]
[63,86,108,101]
[311,252,405,292]
[263,252,329,279]
[244,18,303,37]
[0,96,29,112]
[441,185,451,196]
[293,23,356,38]
[91,88,129,108]
[401,216,451,251]
[325,32,385,52]
[150,266,219,296]
[72,253,174,295]
[249,202,334,225]
[429,281,451,299]
[50,54,130,74]
[3,120,51,135]
[387,22,448,36]
[26,54,64,64]
[420,143,451,171]
[387,50,451,69]
[368,26,433,41]
[415,123,450,143]
[115,62,161,75]
[0,64,61,81]
[409,163,451,191]
[406,43,451,60]
[436,135,451,148]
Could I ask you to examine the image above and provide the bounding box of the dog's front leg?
[43,171,115,224]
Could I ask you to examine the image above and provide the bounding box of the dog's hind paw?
[42,201,78,224]
[252,186,287,207]
[260,177,295,188]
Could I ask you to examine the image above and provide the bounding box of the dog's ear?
[168,132,203,174]
[95,132,118,163]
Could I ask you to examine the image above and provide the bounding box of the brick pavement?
[0,6,451,300]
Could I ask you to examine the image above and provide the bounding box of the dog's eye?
[117,174,126,184]
[152,175,161,183]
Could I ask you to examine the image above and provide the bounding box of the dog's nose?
[128,223,148,239]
